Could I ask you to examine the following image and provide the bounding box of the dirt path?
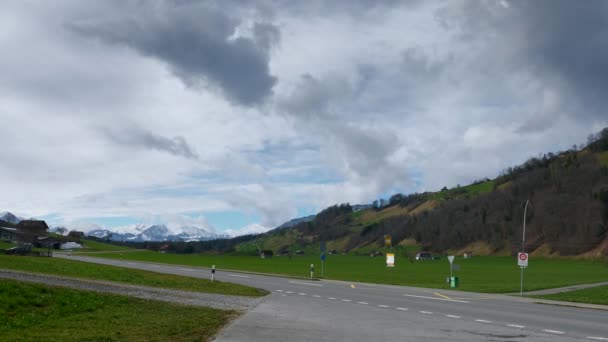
[0,269,263,311]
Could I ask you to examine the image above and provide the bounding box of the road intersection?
[57,254,608,341]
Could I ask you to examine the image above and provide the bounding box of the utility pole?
[520,200,530,296]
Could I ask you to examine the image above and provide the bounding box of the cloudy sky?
[1,0,607,234]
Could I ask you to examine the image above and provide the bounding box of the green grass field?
[532,286,608,305]
[86,251,608,293]
[0,279,234,341]
[77,239,135,252]
[427,180,495,201]
[0,255,266,297]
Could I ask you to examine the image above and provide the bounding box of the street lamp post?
[520,200,530,297]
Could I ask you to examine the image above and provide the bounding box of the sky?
[1,0,607,235]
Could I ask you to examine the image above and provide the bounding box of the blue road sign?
[321,254,326,261]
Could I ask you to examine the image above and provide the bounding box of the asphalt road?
[57,254,608,341]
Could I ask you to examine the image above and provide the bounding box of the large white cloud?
[0,0,606,230]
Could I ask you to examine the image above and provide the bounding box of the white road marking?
[446,315,461,319]
[378,305,390,308]
[298,293,307,296]
[228,274,250,278]
[357,302,368,305]
[419,311,433,315]
[396,307,408,311]
[328,297,336,300]
[179,268,194,272]
[507,324,525,329]
[313,295,321,298]
[341,299,352,302]
[542,330,564,335]
[587,337,608,341]
[289,281,323,287]
[152,265,161,268]
[281,294,287,297]
[475,319,492,324]
[276,290,283,292]
[127,262,135,265]
[404,294,469,303]
[286,291,293,294]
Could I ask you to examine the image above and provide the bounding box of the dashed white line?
[276,290,283,292]
[286,291,293,294]
[281,294,287,297]
[378,305,390,308]
[403,294,469,303]
[357,302,368,305]
[228,274,250,278]
[289,281,323,287]
[179,268,194,272]
[507,324,525,329]
[396,307,408,311]
[298,293,307,296]
[312,295,321,298]
[328,297,336,300]
[587,337,608,341]
[127,262,135,265]
[542,329,564,335]
[475,319,492,324]
[419,311,433,315]
[152,265,161,268]
[446,315,461,319]
[341,299,352,302]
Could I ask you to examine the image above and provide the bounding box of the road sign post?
[448,255,455,278]
[211,264,216,282]
[518,252,528,296]
[320,242,326,278]
[386,253,395,267]
[310,264,314,279]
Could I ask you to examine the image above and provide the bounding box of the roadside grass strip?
[530,285,608,306]
[0,255,266,297]
[0,279,235,341]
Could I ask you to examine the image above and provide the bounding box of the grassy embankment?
[0,279,234,341]
[87,251,608,293]
[532,286,608,306]
[76,239,135,252]
[0,254,266,297]
[0,241,16,249]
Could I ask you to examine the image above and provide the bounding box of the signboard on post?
[518,252,528,267]
[384,235,392,247]
[386,253,395,267]
[448,255,454,264]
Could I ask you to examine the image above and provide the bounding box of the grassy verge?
[0,241,16,250]
[0,255,266,297]
[0,279,234,341]
[87,251,608,293]
[531,286,608,305]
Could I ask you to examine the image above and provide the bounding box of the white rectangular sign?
[518,252,528,267]
[386,253,395,267]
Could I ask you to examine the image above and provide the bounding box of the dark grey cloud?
[69,2,278,106]
[438,0,608,122]
[102,127,198,160]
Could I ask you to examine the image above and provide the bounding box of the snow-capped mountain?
[0,211,25,224]
[85,218,228,242]
[225,223,271,237]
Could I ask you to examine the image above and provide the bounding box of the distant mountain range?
[84,224,228,242]
[0,212,25,225]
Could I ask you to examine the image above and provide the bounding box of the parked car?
[415,251,433,260]
[5,245,31,255]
